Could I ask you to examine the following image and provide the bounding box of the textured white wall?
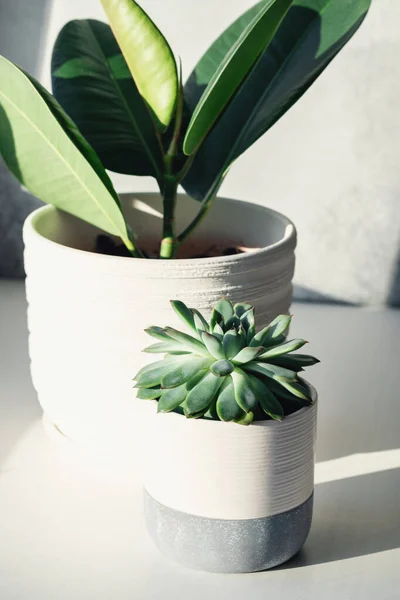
[1,0,399,304]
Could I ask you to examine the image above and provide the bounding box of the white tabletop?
[0,280,399,600]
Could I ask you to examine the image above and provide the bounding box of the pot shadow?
[275,466,400,569]
[387,247,400,307]
[0,281,42,469]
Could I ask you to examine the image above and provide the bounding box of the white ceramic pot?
[23,193,296,464]
[143,390,317,573]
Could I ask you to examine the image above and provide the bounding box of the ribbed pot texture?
[143,392,317,572]
[23,193,296,463]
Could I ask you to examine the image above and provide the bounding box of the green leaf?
[235,411,254,425]
[231,367,258,412]
[212,323,225,341]
[170,300,197,335]
[186,372,223,415]
[133,356,176,380]
[51,19,163,177]
[101,0,178,131]
[216,378,246,422]
[232,346,265,365]
[201,331,226,360]
[224,315,241,330]
[245,361,297,381]
[136,387,162,400]
[214,298,234,324]
[0,57,132,247]
[268,353,320,371]
[183,0,293,155]
[274,377,311,401]
[142,342,190,354]
[210,307,224,330]
[135,360,179,388]
[161,356,211,388]
[164,327,209,355]
[233,302,253,318]
[210,359,234,377]
[262,315,292,346]
[259,338,308,359]
[192,309,210,334]
[223,328,245,359]
[157,384,188,413]
[249,325,271,347]
[248,375,283,420]
[144,326,174,342]
[183,0,372,201]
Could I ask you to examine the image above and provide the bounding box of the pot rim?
[147,381,317,430]
[23,193,296,265]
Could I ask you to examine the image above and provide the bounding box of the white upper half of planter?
[142,392,317,521]
[22,193,297,460]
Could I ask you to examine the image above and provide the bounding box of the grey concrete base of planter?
[144,490,313,573]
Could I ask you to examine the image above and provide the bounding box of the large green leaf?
[100,0,178,131]
[183,0,372,201]
[0,56,132,247]
[52,19,164,177]
[183,0,293,155]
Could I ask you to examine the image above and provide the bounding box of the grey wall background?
[0,0,399,305]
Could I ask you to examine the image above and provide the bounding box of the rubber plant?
[0,0,371,258]
[134,298,319,424]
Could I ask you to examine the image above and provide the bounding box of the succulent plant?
[134,299,319,425]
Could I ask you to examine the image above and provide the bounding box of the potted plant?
[0,0,368,457]
[134,298,319,572]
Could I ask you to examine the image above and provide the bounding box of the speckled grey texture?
[144,490,313,573]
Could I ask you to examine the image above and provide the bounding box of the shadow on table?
[276,466,400,569]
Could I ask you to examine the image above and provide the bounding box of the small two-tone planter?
[134,298,319,573]
[143,392,317,573]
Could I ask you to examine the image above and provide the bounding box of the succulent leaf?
[223,327,243,359]
[246,361,297,381]
[259,339,308,360]
[158,384,188,413]
[235,411,254,425]
[210,359,234,376]
[135,360,180,388]
[201,331,226,360]
[161,356,211,388]
[214,298,234,323]
[186,371,224,415]
[216,378,246,422]
[232,345,265,365]
[274,377,311,401]
[144,326,174,342]
[231,367,258,412]
[210,307,224,330]
[143,341,191,354]
[164,326,209,355]
[248,324,271,347]
[212,322,225,340]
[136,387,162,400]
[234,302,252,318]
[134,356,176,381]
[262,314,292,346]
[192,309,210,334]
[248,375,283,421]
[170,300,197,335]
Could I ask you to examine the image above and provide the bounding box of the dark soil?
[95,234,247,259]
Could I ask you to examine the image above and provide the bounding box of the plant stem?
[159,74,183,259]
[160,175,179,258]
[176,179,224,247]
